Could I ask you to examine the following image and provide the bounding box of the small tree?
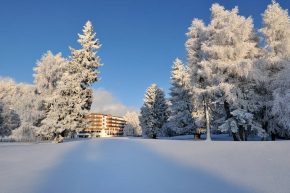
[123,111,142,137]
[139,84,169,139]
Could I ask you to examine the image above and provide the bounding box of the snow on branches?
[140,84,169,138]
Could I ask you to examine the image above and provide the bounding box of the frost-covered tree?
[0,103,20,137]
[33,51,67,96]
[259,1,290,139]
[139,84,169,139]
[188,4,262,140]
[185,18,208,139]
[33,51,67,134]
[0,78,44,140]
[123,111,142,137]
[186,19,207,84]
[38,21,102,139]
[39,71,90,139]
[260,1,290,59]
[272,66,290,137]
[72,20,102,86]
[68,20,101,112]
[69,20,101,128]
[167,58,195,135]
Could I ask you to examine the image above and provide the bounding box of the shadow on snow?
[32,138,254,193]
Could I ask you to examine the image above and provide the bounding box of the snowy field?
[0,138,290,193]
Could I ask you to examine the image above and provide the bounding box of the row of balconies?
[86,126,124,130]
[87,119,125,123]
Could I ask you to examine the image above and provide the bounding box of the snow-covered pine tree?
[139,84,169,139]
[71,20,101,87]
[39,70,89,139]
[38,21,102,139]
[123,111,142,137]
[69,20,101,130]
[259,1,290,139]
[167,58,195,136]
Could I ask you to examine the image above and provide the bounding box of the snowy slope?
[0,138,290,193]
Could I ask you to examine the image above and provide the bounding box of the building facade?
[85,113,126,136]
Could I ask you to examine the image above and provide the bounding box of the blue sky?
[0,0,289,110]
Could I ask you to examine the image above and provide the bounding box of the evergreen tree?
[139,84,169,139]
[39,21,102,139]
[69,20,101,111]
[71,20,101,86]
[168,58,195,135]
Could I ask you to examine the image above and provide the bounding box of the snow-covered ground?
[0,138,290,193]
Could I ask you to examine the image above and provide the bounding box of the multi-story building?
[85,113,126,137]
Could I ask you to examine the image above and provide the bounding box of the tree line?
[0,21,101,141]
[139,1,290,141]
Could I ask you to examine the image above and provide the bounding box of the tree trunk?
[245,125,250,141]
[245,129,248,141]
[238,125,245,141]
[232,132,241,141]
[271,133,276,141]
[204,98,211,141]
[194,133,201,140]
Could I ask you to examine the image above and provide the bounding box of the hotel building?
[85,113,126,136]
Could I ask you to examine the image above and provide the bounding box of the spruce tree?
[39,21,102,139]
[139,84,169,139]
[70,20,102,110]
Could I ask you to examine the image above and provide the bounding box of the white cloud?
[91,89,136,117]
